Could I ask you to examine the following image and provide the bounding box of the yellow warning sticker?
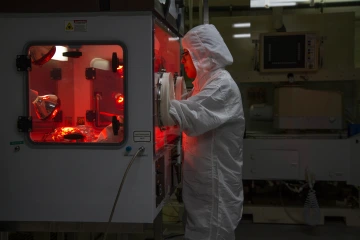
[64,20,87,32]
[66,22,74,31]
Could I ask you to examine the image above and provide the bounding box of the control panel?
[305,33,317,70]
[259,32,319,73]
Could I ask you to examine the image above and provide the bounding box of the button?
[126,146,132,152]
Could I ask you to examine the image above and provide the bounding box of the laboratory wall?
[211,12,356,81]
[285,6,360,68]
[188,6,360,67]
[207,11,360,132]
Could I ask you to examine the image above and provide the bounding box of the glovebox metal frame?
[0,12,181,237]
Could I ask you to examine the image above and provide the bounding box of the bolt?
[14,146,20,152]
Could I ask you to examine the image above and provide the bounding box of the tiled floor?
[138,221,360,240]
[233,222,360,240]
[158,196,360,240]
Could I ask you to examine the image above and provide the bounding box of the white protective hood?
[182,24,233,92]
[169,24,245,240]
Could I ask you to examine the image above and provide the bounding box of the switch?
[124,146,132,156]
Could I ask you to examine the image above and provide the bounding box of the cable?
[279,170,321,226]
[282,181,308,193]
[303,188,321,226]
[279,184,304,225]
[303,169,321,226]
[102,146,145,240]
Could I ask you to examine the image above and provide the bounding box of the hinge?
[17,116,32,132]
[85,67,96,80]
[112,116,120,136]
[16,55,31,71]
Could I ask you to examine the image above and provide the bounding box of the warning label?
[65,22,74,31]
[65,20,87,32]
[133,131,151,142]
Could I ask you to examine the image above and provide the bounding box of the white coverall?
[169,24,245,240]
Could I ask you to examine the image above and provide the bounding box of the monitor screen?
[263,35,306,69]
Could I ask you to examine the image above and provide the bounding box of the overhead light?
[52,46,68,61]
[233,34,251,38]
[269,2,297,7]
[232,23,251,28]
[250,0,307,8]
[271,0,308,2]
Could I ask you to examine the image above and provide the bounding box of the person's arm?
[169,82,231,137]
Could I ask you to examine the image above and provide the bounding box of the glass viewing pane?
[28,44,125,144]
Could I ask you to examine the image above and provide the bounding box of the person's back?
[169,24,245,240]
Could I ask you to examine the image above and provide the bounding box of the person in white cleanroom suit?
[168,24,245,240]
